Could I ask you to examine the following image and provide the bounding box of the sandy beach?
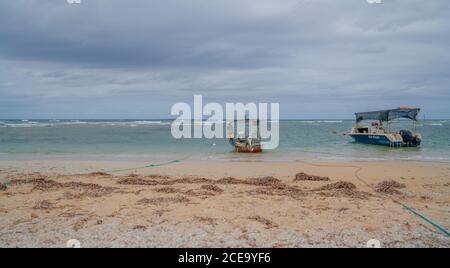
[0,158,449,248]
[2,0,450,253]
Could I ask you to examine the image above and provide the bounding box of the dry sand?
[0,159,449,247]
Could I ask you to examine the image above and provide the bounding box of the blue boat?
[348,107,422,147]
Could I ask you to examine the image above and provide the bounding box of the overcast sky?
[0,0,449,119]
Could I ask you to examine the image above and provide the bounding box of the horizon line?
[1,118,449,121]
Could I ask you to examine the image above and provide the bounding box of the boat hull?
[235,147,263,153]
[229,138,263,153]
[349,133,403,147]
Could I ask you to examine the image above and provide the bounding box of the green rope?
[401,204,450,237]
[107,155,448,237]
[4,150,449,237]
[296,159,450,238]
[0,157,188,187]
[105,158,186,173]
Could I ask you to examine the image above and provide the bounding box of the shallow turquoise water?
[0,119,449,162]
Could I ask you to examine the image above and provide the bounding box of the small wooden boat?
[228,137,262,153]
[348,107,422,147]
[227,118,263,153]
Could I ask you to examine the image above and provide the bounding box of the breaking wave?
[0,120,171,128]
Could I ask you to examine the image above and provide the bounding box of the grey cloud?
[0,0,449,118]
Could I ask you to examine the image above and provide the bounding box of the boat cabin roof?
[355,107,420,122]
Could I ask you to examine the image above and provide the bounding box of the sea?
[1,119,449,163]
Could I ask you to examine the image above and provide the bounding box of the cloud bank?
[0,0,449,118]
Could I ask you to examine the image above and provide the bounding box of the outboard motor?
[399,130,414,144]
[412,134,422,146]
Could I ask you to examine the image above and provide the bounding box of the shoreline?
[1,158,449,247]
[1,157,449,177]
[1,151,450,163]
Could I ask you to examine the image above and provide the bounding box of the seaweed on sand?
[374,180,406,195]
[137,195,190,205]
[248,216,278,229]
[33,200,55,210]
[0,182,7,191]
[11,178,115,198]
[314,181,370,199]
[294,172,330,182]
[200,184,223,193]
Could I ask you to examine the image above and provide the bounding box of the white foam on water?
[299,120,343,124]
[131,120,170,125]
[0,120,171,127]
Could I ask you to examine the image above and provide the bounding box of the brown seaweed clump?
[137,195,190,205]
[194,216,216,226]
[172,177,213,184]
[315,181,356,191]
[314,181,370,199]
[183,189,216,197]
[72,183,115,198]
[10,178,115,198]
[215,177,244,185]
[248,216,278,229]
[10,178,60,190]
[374,180,406,195]
[133,225,147,230]
[245,176,282,187]
[33,200,55,210]
[294,172,330,182]
[201,184,223,193]
[117,178,159,186]
[0,182,7,191]
[246,184,304,200]
[155,187,179,194]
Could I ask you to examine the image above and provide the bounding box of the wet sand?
[0,159,449,247]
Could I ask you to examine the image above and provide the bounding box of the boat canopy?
[355,107,420,123]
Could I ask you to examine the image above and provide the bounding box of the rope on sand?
[103,149,449,237]
[103,155,191,173]
[0,156,191,187]
[295,158,450,237]
[401,204,450,237]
